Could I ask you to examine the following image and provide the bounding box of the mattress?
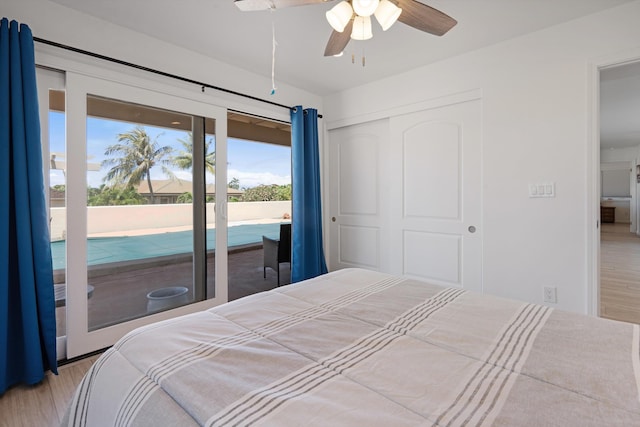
[63,268,640,426]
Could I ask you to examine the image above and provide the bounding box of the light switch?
[529,182,555,198]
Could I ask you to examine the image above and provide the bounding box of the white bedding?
[63,268,640,426]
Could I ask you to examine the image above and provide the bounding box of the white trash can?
[146,286,190,313]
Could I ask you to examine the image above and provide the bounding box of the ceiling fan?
[234,0,457,56]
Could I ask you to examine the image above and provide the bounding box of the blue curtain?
[290,106,328,283]
[0,18,57,395]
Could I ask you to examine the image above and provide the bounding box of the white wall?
[323,1,640,314]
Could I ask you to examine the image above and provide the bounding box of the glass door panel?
[204,118,217,299]
[225,113,292,300]
[65,72,227,358]
[85,95,200,330]
[49,91,67,337]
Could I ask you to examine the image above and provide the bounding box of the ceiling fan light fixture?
[374,0,402,31]
[351,15,373,40]
[352,0,379,17]
[326,1,353,32]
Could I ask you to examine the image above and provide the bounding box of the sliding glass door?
[63,73,228,357]
[37,68,293,359]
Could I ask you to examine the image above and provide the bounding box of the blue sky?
[48,112,291,189]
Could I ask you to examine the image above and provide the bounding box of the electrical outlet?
[543,286,557,303]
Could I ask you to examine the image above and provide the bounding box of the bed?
[63,268,640,426]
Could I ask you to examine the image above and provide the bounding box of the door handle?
[468,225,476,233]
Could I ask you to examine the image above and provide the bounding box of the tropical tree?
[275,183,292,200]
[176,192,193,203]
[228,177,240,190]
[87,185,145,206]
[175,192,214,203]
[172,133,216,175]
[242,184,291,202]
[226,178,242,202]
[102,126,175,204]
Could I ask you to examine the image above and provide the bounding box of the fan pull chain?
[270,13,277,95]
[350,51,366,67]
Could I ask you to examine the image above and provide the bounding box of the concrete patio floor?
[55,246,291,335]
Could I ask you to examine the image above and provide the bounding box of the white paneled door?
[390,100,482,291]
[328,119,392,272]
[328,99,482,292]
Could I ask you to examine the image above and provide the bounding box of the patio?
[54,239,291,335]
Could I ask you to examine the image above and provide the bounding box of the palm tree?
[173,133,216,175]
[102,126,175,204]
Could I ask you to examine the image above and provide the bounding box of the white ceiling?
[49,0,640,149]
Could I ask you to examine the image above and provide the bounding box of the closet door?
[389,99,482,291]
[327,120,392,272]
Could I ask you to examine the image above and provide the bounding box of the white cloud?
[227,169,291,189]
[166,170,191,181]
[49,171,66,187]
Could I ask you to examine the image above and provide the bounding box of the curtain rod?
[33,37,322,118]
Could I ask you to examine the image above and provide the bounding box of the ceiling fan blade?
[324,19,353,56]
[234,0,334,11]
[395,0,457,36]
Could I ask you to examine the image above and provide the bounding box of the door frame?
[587,48,640,317]
[36,67,67,360]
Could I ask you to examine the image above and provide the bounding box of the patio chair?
[263,223,291,286]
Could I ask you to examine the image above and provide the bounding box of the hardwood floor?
[600,222,640,324]
[0,354,100,427]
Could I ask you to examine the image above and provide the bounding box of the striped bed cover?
[63,268,640,426]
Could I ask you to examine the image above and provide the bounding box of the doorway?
[594,58,640,323]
